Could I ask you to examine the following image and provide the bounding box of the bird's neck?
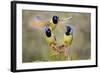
[65,32,70,35]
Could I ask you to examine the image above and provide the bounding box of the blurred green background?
[22,10,91,63]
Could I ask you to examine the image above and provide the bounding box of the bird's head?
[66,26,71,32]
[65,26,72,35]
[45,26,51,37]
[52,16,59,24]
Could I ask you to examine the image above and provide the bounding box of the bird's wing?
[29,15,51,30]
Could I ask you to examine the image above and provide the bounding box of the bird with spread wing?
[29,15,73,59]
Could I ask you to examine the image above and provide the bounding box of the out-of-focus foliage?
[22,10,91,63]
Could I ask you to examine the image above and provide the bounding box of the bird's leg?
[64,45,71,60]
[63,45,70,60]
[64,45,68,59]
[67,47,71,60]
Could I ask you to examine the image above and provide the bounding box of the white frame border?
[16,3,96,70]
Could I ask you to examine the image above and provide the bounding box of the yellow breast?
[50,20,56,31]
[46,35,56,45]
[63,34,73,46]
